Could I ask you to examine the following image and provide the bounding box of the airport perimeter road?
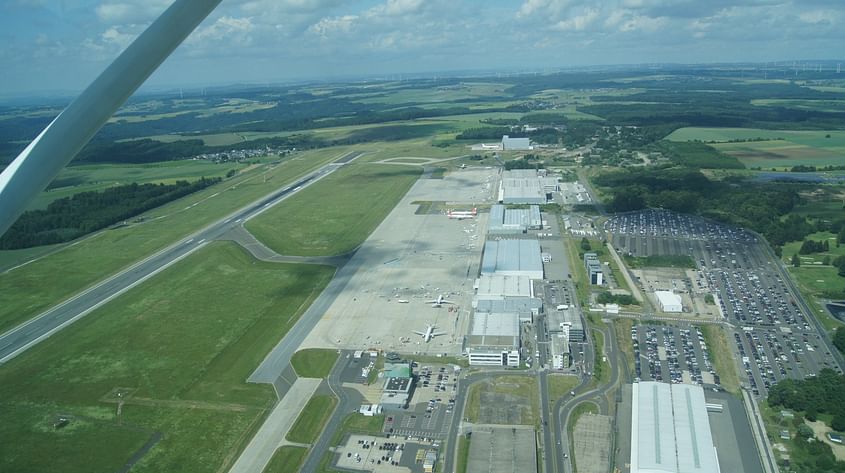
[0,152,362,364]
[556,323,622,473]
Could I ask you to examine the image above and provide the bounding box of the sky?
[1,0,844,96]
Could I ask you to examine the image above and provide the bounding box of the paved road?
[299,353,359,473]
[0,152,362,364]
[555,322,622,473]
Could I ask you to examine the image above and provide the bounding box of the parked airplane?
[426,295,455,307]
[413,324,446,343]
[447,208,477,220]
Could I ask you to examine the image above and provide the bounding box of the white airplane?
[426,295,455,307]
[413,324,446,343]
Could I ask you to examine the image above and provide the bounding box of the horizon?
[3,0,844,97]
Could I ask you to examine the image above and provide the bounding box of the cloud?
[552,8,600,31]
[94,1,170,24]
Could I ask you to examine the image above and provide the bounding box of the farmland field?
[666,127,845,168]
[0,242,334,473]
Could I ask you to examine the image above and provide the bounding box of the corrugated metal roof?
[476,274,533,298]
[470,312,519,337]
[476,297,542,314]
[632,382,719,473]
[481,239,544,277]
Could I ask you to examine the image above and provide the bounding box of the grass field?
[246,163,421,256]
[666,127,845,168]
[781,232,845,330]
[0,241,334,473]
[592,329,610,385]
[29,160,248,210]
[547,374,579,404]
[263,446,309,473]
[291,349,339,379]
[286,395,337,444]
[0,148,343,334]
[465,375,538,426]
[701,325,741,395]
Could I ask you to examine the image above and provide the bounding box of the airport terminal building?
[631,381,720,473]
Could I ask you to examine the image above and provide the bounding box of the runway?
[0,151,362,364]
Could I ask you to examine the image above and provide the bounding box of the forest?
[592,166,831,249]
[0,178,220,249]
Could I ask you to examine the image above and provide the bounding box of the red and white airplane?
[447,208,477,220]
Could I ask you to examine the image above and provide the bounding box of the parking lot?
[382,364,458,441]
[631,324,717,386]
[606,209,841,397]
[334,434,435,473]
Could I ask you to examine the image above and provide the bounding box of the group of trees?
[596,291,638,306]
[0,178,220,249]
[593,167,820,248]
[768,369,845,431]
[800,239,831,254]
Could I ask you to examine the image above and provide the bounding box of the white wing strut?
[0,0,223,237]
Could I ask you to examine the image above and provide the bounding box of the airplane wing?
[0,0,223,237]
[413,331,425,336]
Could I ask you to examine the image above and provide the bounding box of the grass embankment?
[701,325,741,395]
[0,242,334,473]
[592,329,610,385]
[263,446,308,473]
[547,375,580,404]
[564,236,591,307]
[614,318,636,376]
[623,254,696,269]
[0,148,342,334]
[246,163,422,256]
[286,395,338,444]
[465,375,538,425]
[456,435,472,473]
[291,349,339,379]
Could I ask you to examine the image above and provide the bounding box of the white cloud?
[94,1,170,24]
[552,8,600,31]
[187,16,255,46]
[309,15,358,37]
[799,9,836,24]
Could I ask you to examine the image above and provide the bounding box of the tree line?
[0,178,220,250]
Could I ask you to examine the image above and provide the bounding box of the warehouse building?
[631,382,719,473]
[466,311,520,367]
[655,290,683,313]
[488,204,542,234]
[475,274,534,300]
[584,252,604,285]
[501,135,531,151]
[481,239,544,280]
[475,298,542,324]
[499,169,559,204]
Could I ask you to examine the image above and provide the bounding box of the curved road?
[555,322,624,473]
[0,151,362,364]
